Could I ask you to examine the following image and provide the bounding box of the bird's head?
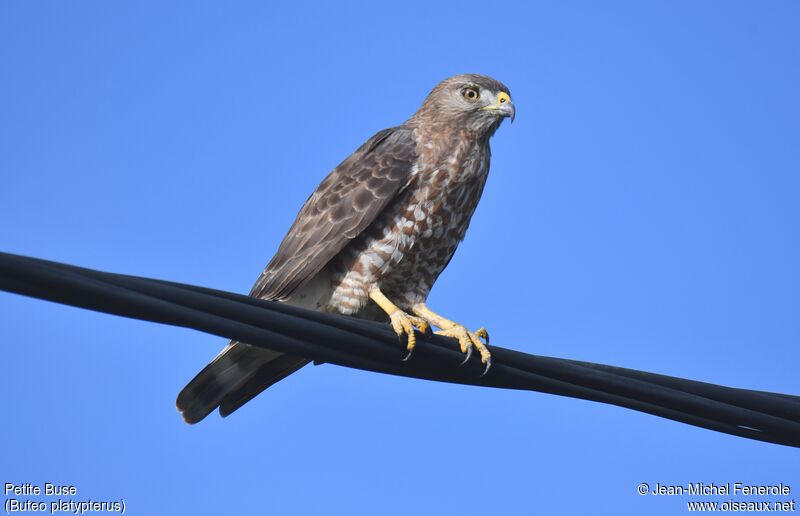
[411,74,514,136]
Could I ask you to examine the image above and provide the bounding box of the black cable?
[1,251,798,447]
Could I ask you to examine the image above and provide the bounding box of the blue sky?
[2,1,798,514]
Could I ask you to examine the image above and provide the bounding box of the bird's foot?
[388,310,430,361]
[434,325,491,375]
[370,287,431,361]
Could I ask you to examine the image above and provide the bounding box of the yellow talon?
[370,287,430,360]
[369,291,492,373]
[434,324,491,367]
[412,302,491,375]
[389,311,430,359]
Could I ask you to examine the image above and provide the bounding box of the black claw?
[402,347,414,362]
[459,345,473,366]
[479,358,492,377]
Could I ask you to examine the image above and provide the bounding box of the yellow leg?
[411,303,491,373]
[369,287,430,360]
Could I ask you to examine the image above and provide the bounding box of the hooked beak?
[481,91,515,123]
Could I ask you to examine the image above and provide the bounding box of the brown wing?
[251,125,417,301]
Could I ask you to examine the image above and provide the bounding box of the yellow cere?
[497,92,511,104]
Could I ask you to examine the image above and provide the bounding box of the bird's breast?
[327,144,491,313]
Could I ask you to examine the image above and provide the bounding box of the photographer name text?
[647,482,791,497]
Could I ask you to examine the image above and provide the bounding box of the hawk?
[177,74,514,423]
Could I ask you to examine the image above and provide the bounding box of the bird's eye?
[462,87,479,103]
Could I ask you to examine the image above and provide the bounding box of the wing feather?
[251,126,417,301]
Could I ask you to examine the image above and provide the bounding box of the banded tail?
[176,272,331,424]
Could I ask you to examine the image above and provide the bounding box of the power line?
[1,251,798,447]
